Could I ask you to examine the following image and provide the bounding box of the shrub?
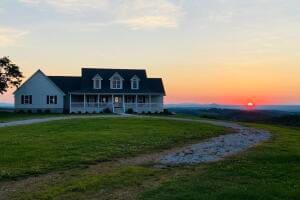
[147,111,152,115]
[17,110,25,114]
[77,111,82,114]
[103,108,112,114]
[37,109,42,114]
[27,110,32,114]
[44,109,51,114]
[163,109,171,115]
[92,111,97,114]
[126,108,134,114]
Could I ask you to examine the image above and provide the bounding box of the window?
[109,72,124,89]
[131,75,140,90]
[47,95,57,104]
[111,77,122,89]
[101,97,107,103]
[138,96,146,103]
[131,79,139,89]
[94,79,101,89]
[21,95,32,104]
[92,74,102,89]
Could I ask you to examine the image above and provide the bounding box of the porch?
[69,94,164,114]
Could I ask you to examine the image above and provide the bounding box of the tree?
[0,57,23,94]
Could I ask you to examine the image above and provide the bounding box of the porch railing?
[70,102,163,113]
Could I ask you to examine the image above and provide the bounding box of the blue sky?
[1,0,300,104]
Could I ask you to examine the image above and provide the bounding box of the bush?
[37,109,42,114]
[163,109,171,115]
[92,111,97,114]
[17,110,25,114]
[103,108,112,114]
[147,111,152,115]
[44,109,51,114]
[77,111,82,114]
[126,108,134,114]
[27,110,32,114]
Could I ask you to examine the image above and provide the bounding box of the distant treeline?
[169,107,300,127]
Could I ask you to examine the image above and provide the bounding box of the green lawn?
[0,117,225,181]
[0,112,65,123]
[13,123,299,200]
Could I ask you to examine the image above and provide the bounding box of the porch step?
[114,107,124,114]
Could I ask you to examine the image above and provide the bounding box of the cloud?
[0,27,29,47]
[19,0,108,12]
[115,0,182,29]
[19,0,183,30]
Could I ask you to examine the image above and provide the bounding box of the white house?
[14,68,166,114]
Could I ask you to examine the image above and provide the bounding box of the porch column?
[135,95,138,113]
[122,94,125,113]
[69,93,72,113]
[83,93,86,113]
[112,94,114,113]
[97,94,100,113]
[149,95,151,113]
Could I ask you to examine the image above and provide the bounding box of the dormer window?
[92,74,103,89]
[109,72,124,89]
[131,75,140,90]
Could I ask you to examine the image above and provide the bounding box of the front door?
[114,96,122,108]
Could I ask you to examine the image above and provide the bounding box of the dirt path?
[0,116,271,199]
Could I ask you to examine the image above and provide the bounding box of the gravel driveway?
[142,116,271,166]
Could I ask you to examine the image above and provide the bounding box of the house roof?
[48,76,81,93]
[14,69,65,95]
[47,68,165,95]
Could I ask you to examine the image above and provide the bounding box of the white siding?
[14,70,65,111]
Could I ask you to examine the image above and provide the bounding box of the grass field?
[8,122,299,200]
[1,116,299,200]
[0,117,226,181]
[0,112,65,123]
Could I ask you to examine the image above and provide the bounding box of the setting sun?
[247,102,254,107]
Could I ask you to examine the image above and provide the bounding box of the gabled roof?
[131,75,140,80]
[14,69,65,95]
[109,72,124,80]
[92,74,103,80]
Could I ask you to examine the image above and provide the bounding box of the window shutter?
[47,96,49,104]
[55,96,57,104]
[29,96,32,104]
[21,95,24,104]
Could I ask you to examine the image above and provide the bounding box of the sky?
[1,0,300,105]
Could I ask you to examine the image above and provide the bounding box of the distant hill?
[166,104,300,113]
[0,103,14,108]
[168,107,300,127]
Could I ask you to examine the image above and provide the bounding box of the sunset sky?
[1,0,300,105]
